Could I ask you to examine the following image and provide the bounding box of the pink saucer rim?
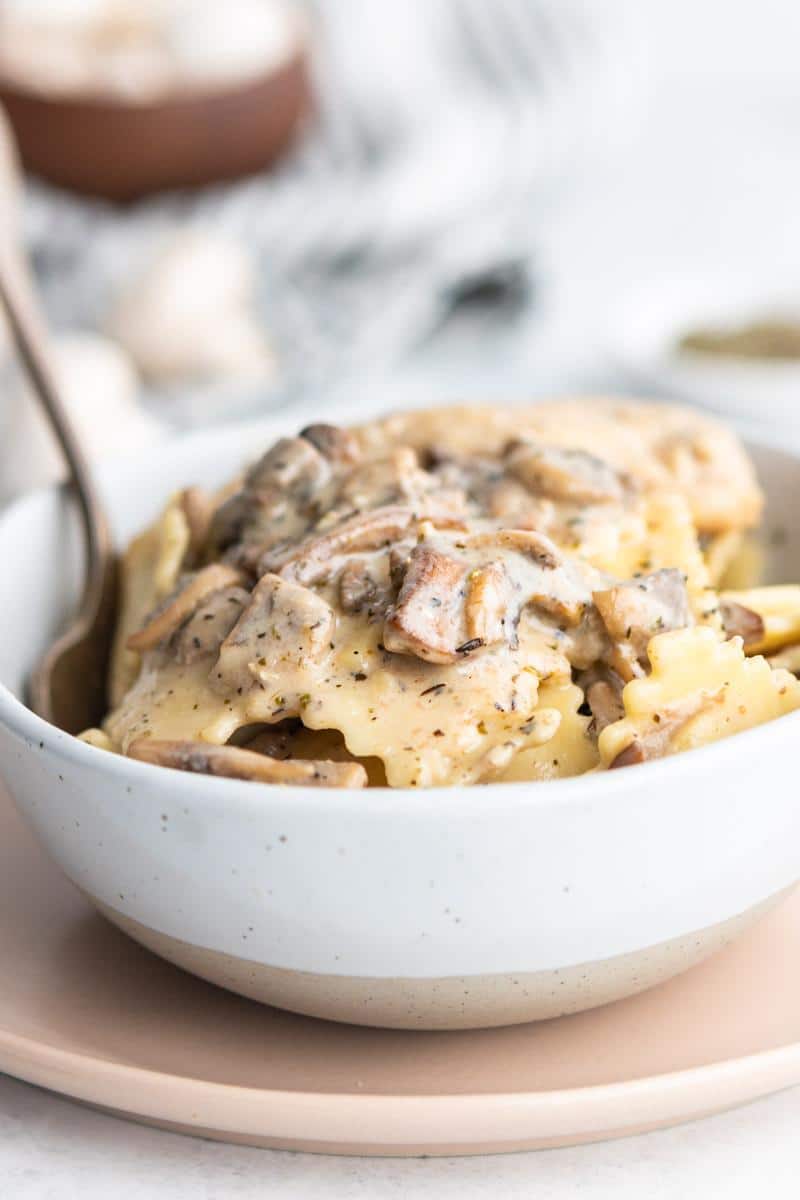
[1,1026,799,1153]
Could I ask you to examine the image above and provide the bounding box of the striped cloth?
[22,0,646,423]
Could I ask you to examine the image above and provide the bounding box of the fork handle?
[0,233,113,596]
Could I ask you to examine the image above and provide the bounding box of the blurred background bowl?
[606,274,800,428]
[0,24,312,201]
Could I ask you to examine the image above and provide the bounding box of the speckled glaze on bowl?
[1,403,799,1030]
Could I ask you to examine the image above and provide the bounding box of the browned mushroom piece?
[383,522,598,663]
[127,739,368,788]
[464,560,511,644]
[557,604,612,671]
[173,585,251,665]
[719,599,766,648]
[505,441,626,504]
[338,558,395,617]
[422,449,544,524]
[212,572,335,696]
[263,505,416,585]
[486,479,555,529]
[299,422,361,466]
[126,563,245,652]
[244,435,331,496]
[335,446,469,520]
[577,665,626,735]
[593,568,691,668]
[338,451,421,509]
[336,452,412,510]
[527,590,588,627]
[237,721,301,759]
[389,542,413,588]
[608,740,646,769]
[205,436,335,564]
[383,545,471,664]
[465,527,561,569]
[587,679,625,734]
[605,688,721,770]
[179,486,214,563]
[466,528,591,625]
[421,444,494,478]
[203,489,255,560]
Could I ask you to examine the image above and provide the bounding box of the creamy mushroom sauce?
[84,402,800,787]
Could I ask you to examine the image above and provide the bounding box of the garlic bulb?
[0,332,165,502]
[109,230,277,389]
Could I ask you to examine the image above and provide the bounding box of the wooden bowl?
[0,27,312,201]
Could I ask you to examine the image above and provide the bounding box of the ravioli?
[108,493,192,706]
[598,627,800,767]
[84,401,799,789]
[499,680,599,781]
[720,586,800,655]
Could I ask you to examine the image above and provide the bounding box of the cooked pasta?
[80,400,800,786]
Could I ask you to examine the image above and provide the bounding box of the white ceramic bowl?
[607,275,800,428]
[1,407,800,1030]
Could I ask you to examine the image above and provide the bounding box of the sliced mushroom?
[179,486,213,563]
[720,600,766,648]
[212,572,335,696]
[466,527,561,568]
[238,721,301,759]
[127,739,367,787]
[244,435,331,496]
[338,450,419,508]
[336,447,469,518]
[466,528,591,625]
[593,568,690,672]
[126,564,245,652]
[608,740,646,769]
[505,441,626,504]
[587,679,625,735]
[486,479,555,529]
[605,688,723,770]
[556,604,611,671]
[263,505,415,585]
[299,422,361,466]
[204,489,257,560]
[464,560,511,644]
[338,558,395,617]
[422,445,498,483]
[423,449,551,526]
[383,545,470,664]
[528,590,587,627]
[577,665,625,735]
[206,436,334,563]
[389,542,413,588]
[173,585,250,665]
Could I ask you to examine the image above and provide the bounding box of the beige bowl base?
[2,785,800,1156]
[94,891,781,1030]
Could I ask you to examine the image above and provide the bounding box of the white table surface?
[1,1072,799,1200]
[5,3,800,1194]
